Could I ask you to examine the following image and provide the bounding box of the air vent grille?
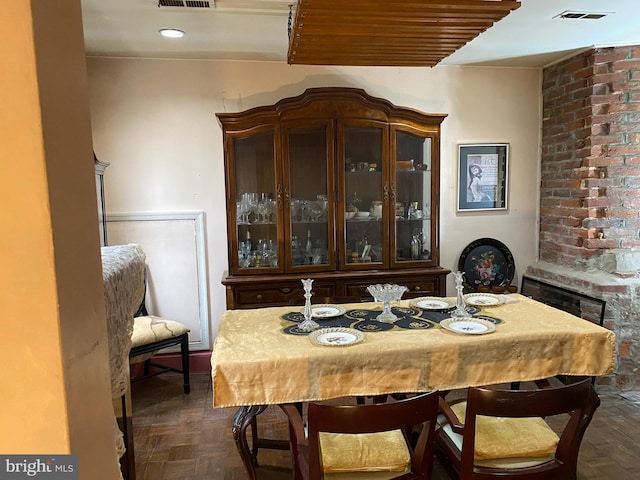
[158,0,211,7]
[555,11,610,20]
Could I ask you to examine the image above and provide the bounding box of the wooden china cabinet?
[217,87,450,309]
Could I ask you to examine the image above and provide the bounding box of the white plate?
[464,293,506,307]
[305,304,347,318]
[309,328,365,346]
[410,296,456,310]
[440,317,496,335]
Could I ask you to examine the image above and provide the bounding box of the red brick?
[608,103,640,113]
[562,218,582,227]
[608,145,640,156]
[582,197,621,208]
[590,134,624,145]
[564,56,590,72]
[592,50,628,64]
[574,67,595,80]
[590,123,611,135]
[591,113,617,124]
[605,207,640,218]
[621,240,640,248]
[583,238,619,248]
[613,59,640,71]
[605,227,638,238]
[593,66,614,78]
[592,72,628,85]
[583,178,623,188]
[599,284,632,294]
[607,187,640,197]
[583,156,624,167]
[607,165,640,179]
[590,93,624,105]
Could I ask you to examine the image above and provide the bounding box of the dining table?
[210,294,615,478]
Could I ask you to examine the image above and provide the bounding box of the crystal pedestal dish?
[367,283,408,323]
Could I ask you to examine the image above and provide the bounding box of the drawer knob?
[281,287,292,293]
[414,285,421,291]
[256,294,263,300]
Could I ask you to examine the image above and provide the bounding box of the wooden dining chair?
[435,376,600,480]
[281,391,440,480]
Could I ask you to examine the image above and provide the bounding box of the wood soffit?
[287,0,521,67]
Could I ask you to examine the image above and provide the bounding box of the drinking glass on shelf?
[267,199,277,223]
[238,240,251,268]
[257,200,269,223]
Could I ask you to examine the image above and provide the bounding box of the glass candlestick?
[298,278,319,331]
[451,271,469,317]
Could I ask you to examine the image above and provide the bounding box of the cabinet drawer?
[403,279,439,297]
[236,284,334,308]
[345,277,440,300]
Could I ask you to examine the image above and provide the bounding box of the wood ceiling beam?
[287,0,521,66]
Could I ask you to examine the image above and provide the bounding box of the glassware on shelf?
[298,278,320,331]
[410,231,422,260]
[367,283,408,323]
[451,271,469,317]
[238,240,251,268]
[370,200,383,220]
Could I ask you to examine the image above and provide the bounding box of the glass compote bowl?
[367,283,408,323]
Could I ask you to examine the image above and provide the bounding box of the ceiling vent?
[554,11,611,20]
[158,0,212,8]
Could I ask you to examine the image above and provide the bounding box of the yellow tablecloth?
[211,295,615,408]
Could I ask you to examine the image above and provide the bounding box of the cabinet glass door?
[284,123,334,271]
[392,127,435,267]
[340,122,388,269]
[232,129,280,272]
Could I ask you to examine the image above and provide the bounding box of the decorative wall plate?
[464,293,506,307]
[309,327,365,346]
[410,297,456,310]
[457,238,515,292]
[305,304,347,318]
[440,318,496,335]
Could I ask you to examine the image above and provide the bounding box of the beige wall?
[0,1,121,477]
[87,58,541,336]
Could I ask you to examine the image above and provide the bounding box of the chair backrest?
[134,268,149,317]
[282,392,439,480]
[459,377,600,478]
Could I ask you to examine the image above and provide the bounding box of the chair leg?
[180,333,190,394]
[143,359,151,375]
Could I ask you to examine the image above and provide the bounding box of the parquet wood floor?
[131,373,640,479]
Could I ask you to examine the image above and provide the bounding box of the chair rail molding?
[106,211,210,351]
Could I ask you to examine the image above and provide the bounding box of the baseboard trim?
[130,350,212,377]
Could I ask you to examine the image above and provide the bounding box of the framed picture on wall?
[457,143,509,212]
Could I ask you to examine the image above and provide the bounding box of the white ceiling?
[81,0,640,68]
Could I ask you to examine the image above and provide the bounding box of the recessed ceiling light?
[159,28,185,38]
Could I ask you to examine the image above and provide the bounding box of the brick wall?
[536,46,640,391]
[541,46,640,265]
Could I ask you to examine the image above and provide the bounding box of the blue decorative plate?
[458,238,515,293]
